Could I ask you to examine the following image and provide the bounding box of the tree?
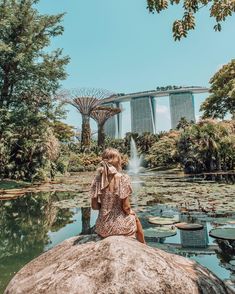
[91,106,121,147]
[51,121,75,143]
[200,59,235,119]
[0,107,60,180]
[147,0,235,40]
[0,191,74,292]
[81,207,92,235]
[146,133,178,167]
[0,0,69,110]
[176,117,193,130]
[63,88,114,150]
[0,0,69,181]
[177,119,235,173]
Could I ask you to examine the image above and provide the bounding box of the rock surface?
[5,235,234,294]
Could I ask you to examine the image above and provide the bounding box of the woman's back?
[90,171,137,238]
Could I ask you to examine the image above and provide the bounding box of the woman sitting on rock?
[90,148,146,244]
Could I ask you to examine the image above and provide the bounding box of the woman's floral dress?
[90,173,137,238]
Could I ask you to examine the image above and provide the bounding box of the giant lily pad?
[144,227,177,239]
[175,223,203,231]
[212,218,235,226]
[148,216,179,225]
[229,260,235,266]
[209,228,235,241]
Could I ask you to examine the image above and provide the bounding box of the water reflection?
[179,215,209,248]
[179,222,209,248]
[81,207,92,235]
[0,192,70,260]
[140,204,235,286]
[130,175,144,209]
[0,193,96,293]
[187,173,235,184]
[1,170,235,292]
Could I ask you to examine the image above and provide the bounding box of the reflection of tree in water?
[215,239,235,265]
[0,192,74,292]
[81,207,92,235]
[0,192,75,258]
[204,173,235,184]
[214,239,235,281]
[50,208,74,232]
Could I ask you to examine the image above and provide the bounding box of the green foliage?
[103,136,128,154]
[177,120,235,173]
[146,132,179,167]
[67,152,102,172]
[0,0,69,108]
[0,107,60,181]
[200,59,235,119]
[147,0,235,40]
[0,179,30,189]
[125,132,159,155]
[59,135,131,172]
[176,117,194,130]
[156,85,184,91]
[0,192,74,293]
[89,132,159,157]
[0,0,69,181]
[50,121,75,143]
[145,120,235,173]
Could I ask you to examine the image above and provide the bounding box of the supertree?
[91,106,121,147]
[59,88,114,149]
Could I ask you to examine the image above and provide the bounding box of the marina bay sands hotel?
[101,86,208,138]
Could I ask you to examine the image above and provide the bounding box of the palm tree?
[91,106,121,146]
[178,119,234,173]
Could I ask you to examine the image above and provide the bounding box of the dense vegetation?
[60,119,235,174]
[0,1,234,183]
[200,59,235,120]
[147,119,235,173]
[0,0,69,181]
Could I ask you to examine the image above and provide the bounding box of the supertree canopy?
[59,88,114,149]
[91,106,121,146]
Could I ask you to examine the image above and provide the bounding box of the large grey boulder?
[4,235,233,294]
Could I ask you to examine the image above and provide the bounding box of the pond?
[1,171,235,293]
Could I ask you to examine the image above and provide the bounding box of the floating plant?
[209,228,235,241]
[144,227,177,239]
[212,218,235,226]
[148,216,179,225]
[175,223,204,231]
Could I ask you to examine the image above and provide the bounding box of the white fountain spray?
[127,137,144,210]
[128,137,143,174]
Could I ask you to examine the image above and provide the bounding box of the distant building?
[169,92,195,129]
[102,86,208,138]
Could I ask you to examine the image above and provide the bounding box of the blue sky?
[37,0,235,135]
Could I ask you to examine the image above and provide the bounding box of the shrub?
[146,135,178,168]
[67,152,101,172]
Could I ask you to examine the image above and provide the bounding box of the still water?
[0,172,235,293]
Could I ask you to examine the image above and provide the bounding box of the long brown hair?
[102,148,122,172]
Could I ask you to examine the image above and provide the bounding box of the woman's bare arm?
[122,197,134,215]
